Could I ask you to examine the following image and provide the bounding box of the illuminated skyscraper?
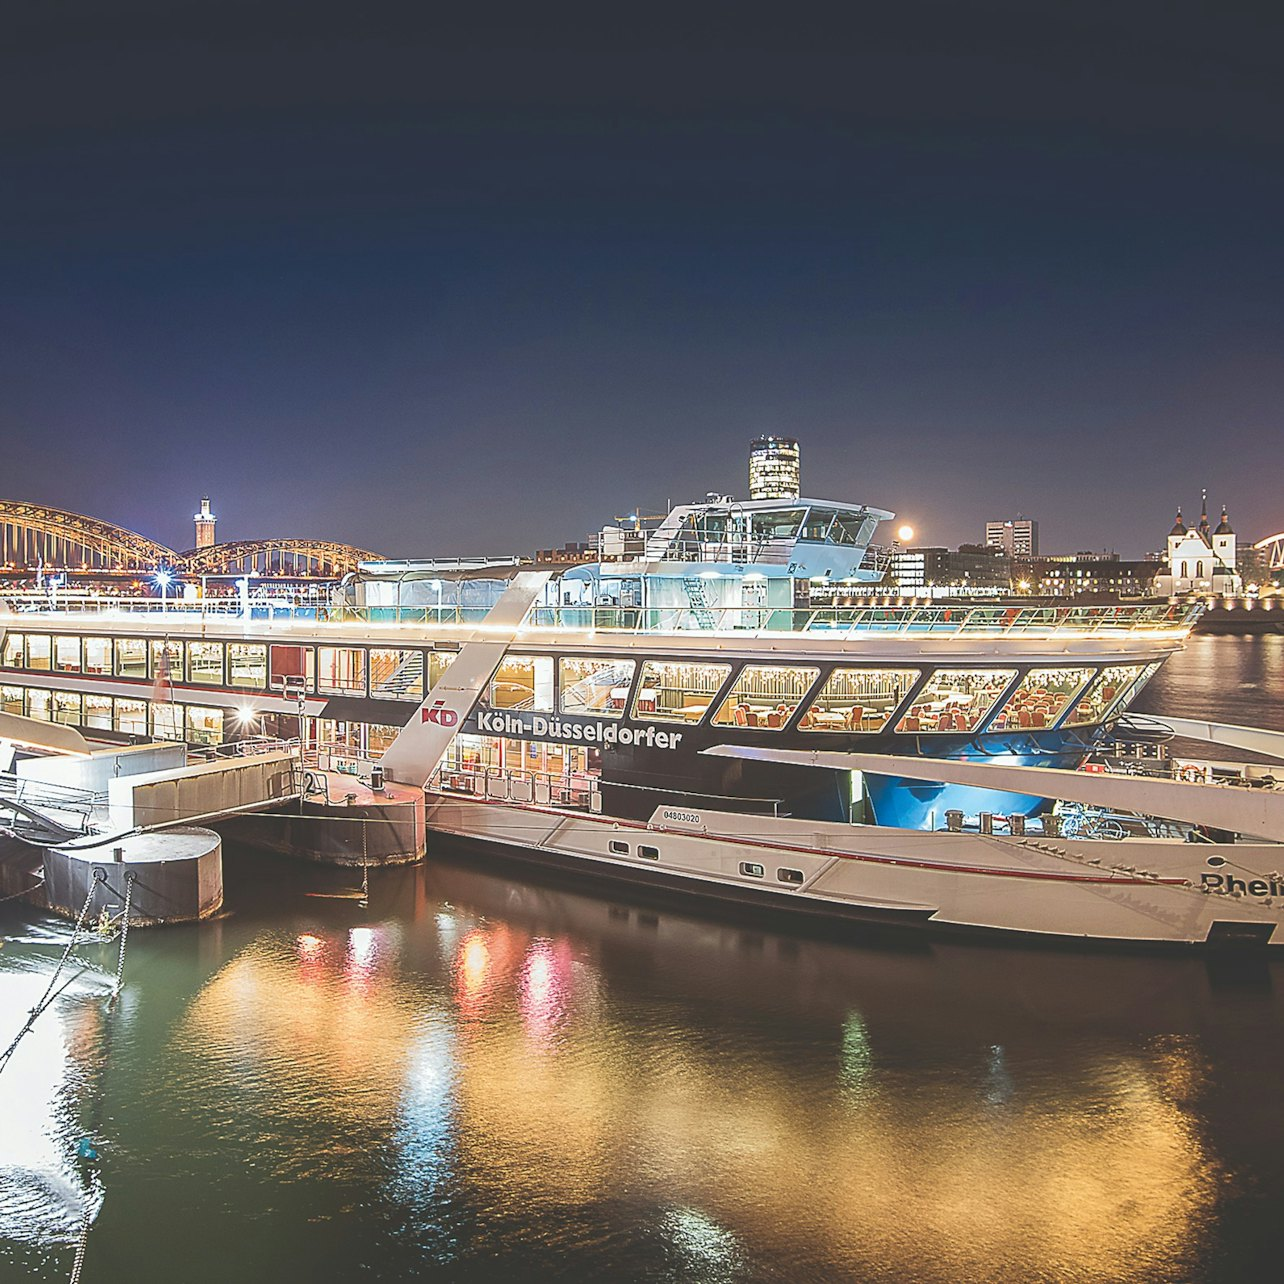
[194,496,217,549]
[748,436,800,500]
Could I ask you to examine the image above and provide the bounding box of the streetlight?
[153,569,173,610]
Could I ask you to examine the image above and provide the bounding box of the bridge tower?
[194,497,217,550]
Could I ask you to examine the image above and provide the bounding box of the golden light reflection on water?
[168,914,1222,1282]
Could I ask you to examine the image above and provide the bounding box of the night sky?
[3,1,1281,558]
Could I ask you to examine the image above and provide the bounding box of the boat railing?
[433,764,602,811]
[519,601,1201,636]
[5,593,1200,636]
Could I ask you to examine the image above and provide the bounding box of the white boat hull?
[424,791,1284,949]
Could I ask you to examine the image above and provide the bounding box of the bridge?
[176,538,381,577]
[0,499,380,577]
[1254,533,1284,573]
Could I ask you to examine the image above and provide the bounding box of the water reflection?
[125,860,1243,1282]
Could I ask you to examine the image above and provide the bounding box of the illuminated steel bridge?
[0,499,379,576]
[176,539,381,576]
[1254,533,1284,574]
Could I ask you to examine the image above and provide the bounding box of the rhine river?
[2,635,1282,1283]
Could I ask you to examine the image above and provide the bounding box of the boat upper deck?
[0,596,1198,666]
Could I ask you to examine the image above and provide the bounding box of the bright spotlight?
[896,525,914,542]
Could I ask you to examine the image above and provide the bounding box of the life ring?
[1180,765,1202,784]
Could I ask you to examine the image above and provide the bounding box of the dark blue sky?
[3,1,1281,557]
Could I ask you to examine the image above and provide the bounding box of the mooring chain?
[71,868,137,1280]
[0,875,99,1076]
[67,1210,92,1284]
[110,872,137,1004]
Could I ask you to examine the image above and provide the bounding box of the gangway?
[703,745,1284,842]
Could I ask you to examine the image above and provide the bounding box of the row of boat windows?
[0,685,228,744]
[606,838,805,884]
[0,633,454,699]
[0,631,1159,733]
[487,656,1162,734]
[0,684,406,751]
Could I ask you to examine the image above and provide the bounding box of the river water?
[2,636,1282,1283]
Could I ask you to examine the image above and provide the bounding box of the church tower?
[1166,506,1186,569]
[1212,504,1236,572]
[1197,488,1211,542]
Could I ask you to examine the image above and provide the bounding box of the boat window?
[317,646,364,695]
[609,840,630,855]
[229,643,268,690]
[54,636,80,673]
[487,655,554,711]
[800,667,922,733]
[151,703,184,741]
[987,667,1095,731]
[370,648,425,701]
[114,698,147,735]
[559,657,636,718]
[115,637,148,679]
[25,635,51,671]
[150,640,184,683]
[51,690,81,726]
[186,705,224,746]
[26,689,51,721]
[801,509,837,541]
[895,668,1017,734]
[828,513,869,546]
[83,637,111,675]
[1064,663,1156,726]
[425,649,457,691]
[740,861,765,878]
[269,644,315,693]
[750,509,805,542]
[188,641,224,686]
[777,867,804,885]
[633,660,732,723]
[1,634,22,668]
[84,693,112,730]
[712,664,820,730]
[638,845,660,860]
[1,686,22,715]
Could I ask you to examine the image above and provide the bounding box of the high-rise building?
[194,496,217,549]
[985,517,1039,558]
[748,436,800,500]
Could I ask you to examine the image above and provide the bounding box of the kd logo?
[421,700,459,727]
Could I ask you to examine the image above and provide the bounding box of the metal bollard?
[1009,814,1026,836]
[945,809,964,832]
[1043,813,1061,837]
[979,812,994,835]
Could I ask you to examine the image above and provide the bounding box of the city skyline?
[3,3,1281,557]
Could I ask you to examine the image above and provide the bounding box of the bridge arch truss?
[0,500,174,570]
[176,539,381,577]
[1254,533,1284,573]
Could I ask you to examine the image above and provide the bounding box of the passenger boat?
[3,494,1282,949]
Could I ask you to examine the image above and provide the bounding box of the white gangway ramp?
[703,745,1284,841]
[380,571,552,788]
